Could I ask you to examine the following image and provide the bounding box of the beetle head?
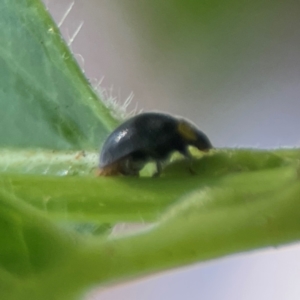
[177,120,213,151]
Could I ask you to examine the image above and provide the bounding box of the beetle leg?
[153,161,162,177]
[97,162,123,176]
[188,160,197,175]
[120,157,144,176]
[121,159,139,176]
[180,148,197,175]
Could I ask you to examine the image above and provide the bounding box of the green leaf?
[0,0,117,150]
[1,151,300,300]
[0,149,288,222]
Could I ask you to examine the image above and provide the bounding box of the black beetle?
[98,112,212,176]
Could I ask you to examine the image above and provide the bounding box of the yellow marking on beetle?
[178,121,197,141]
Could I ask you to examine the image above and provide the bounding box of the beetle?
[98,112,212,176]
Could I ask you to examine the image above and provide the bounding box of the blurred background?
[44,1,300,299]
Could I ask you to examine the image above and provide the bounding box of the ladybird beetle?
[98,112,212,176]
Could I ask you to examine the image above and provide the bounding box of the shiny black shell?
[99,112,212,173]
